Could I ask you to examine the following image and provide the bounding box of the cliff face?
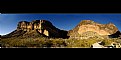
[17,20,51,31]
[68,20,120,38]
[17,20,53,36]
[4,20,68,39]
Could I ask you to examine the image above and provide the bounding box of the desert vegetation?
[1,20,121,48]
[1,36,121,48]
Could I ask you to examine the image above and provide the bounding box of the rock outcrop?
[4,20,68,39]
[91,42,121,48]
[68,20,120,39]
[91,42,105,48]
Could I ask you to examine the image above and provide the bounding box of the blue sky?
[0,13,121,35]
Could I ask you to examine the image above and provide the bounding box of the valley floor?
[1,37,121,48]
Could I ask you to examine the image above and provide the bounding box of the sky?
[0,13,121,35]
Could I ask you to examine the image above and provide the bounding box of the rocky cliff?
[68,20,121,39]
[3,20,68,39]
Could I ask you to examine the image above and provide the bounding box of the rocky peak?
[79,20,95,25]
[68,20,120,38]
[17,20,52,31]
[14,20,68,38]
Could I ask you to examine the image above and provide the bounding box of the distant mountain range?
[1,20,121,39]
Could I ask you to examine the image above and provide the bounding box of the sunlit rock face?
[68,20,120,38]
[16,20,68,38]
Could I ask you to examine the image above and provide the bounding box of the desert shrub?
[1,36,121,48]
[101,39,113,46]
[65,37,116,48]
[65,39,97,48]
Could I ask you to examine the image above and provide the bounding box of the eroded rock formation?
[4,20,68,39]
[68,20,120,39]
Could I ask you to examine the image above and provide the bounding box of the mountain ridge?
[1,20,121,39]
[2,20,68,39]
[68,20,121,39]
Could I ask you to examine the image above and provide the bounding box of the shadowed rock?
[108,31,121,38]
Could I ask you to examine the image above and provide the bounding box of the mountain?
[2,20,68,39]
[68,20,121,39]
[2,20,121,39]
